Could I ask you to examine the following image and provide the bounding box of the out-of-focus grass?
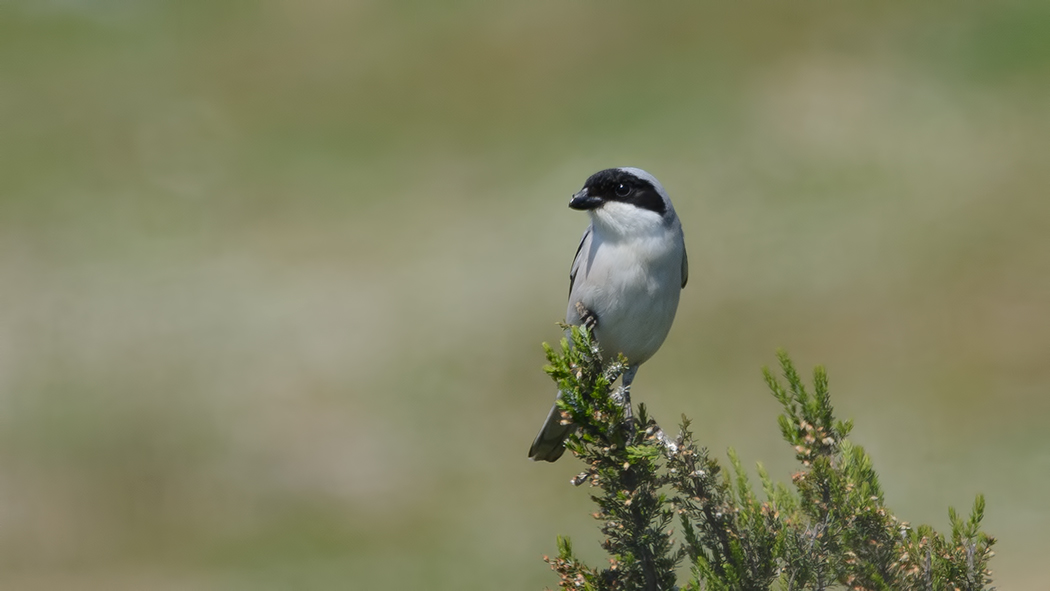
[0,1,1048,589]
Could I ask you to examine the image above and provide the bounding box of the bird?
[529,167,688,462]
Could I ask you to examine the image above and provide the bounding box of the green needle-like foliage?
[541,327,995,591]
[543,325,678,591]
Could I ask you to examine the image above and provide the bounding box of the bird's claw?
[574,301,598,332]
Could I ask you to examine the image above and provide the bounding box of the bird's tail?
[528,399,576,462]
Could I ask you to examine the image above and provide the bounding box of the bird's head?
[569,167,677,237]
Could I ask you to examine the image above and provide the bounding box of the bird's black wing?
[681,246,689,288]
[568,225,592,299]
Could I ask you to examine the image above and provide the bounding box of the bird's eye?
[615,183,631,197]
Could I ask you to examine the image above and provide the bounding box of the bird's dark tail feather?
[528,399,576,462]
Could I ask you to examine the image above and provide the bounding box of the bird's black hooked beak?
[568,187,603,210]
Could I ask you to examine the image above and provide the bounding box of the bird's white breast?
[567,207,684,365]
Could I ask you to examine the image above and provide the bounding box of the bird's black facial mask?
[571,169,667,216]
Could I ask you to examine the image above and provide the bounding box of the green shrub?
[541,326,995,591]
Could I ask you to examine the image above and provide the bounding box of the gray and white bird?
[529,167,688,462]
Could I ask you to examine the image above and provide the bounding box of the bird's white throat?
[590,201,671,241]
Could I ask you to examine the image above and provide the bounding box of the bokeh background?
[2,1,1048,589]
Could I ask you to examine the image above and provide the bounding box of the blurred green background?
[1,1,1048,589]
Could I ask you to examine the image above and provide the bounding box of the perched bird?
[529,167,688,462]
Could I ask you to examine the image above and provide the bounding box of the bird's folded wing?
[568,224,593,299]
